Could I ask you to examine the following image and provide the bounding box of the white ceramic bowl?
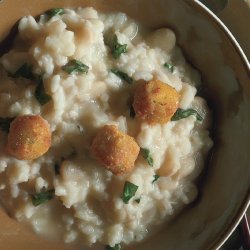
[0,0,249,249]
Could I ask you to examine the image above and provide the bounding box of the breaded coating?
[91,125,140,175]
[7,115,52,160]
[133,80,180,124]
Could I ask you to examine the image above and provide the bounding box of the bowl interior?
[0,0,249,249]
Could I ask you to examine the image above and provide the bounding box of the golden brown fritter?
[91,125,140,175]
[6,115,52,160]
[133,80,180,124]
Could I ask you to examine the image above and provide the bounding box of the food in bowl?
[7,115,52,160]
[91,124,140,175]
[0,6,213,248]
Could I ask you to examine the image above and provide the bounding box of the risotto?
[0,7,213,249]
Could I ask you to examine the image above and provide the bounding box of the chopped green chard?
[141,148,154,167]
[0,117,15,133]
[106,244,121,250]
[45,8,65,18]
[163,62,174,73]
[129,104,136,118]
[135,198,141,204]
[62,59,89,74]
[110,34,127,59]
[12,63,34,80]
[111,69,133,84]
[171,108,203,122]
[77,125,84,134]
[35,79,52,105]
[31,188,55,206]
[10,64,51,106]
[121,181,138,204]
[152,175,160,184]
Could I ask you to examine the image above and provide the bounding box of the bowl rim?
[187,1,250,249]
[0,0,249,249]
[191,0,250,73]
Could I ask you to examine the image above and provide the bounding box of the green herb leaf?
[111,69,133,84]
[77,125,84,134]
[62,59,89,74]
[171,108,203,121]
[45,8,65,18]
[135,198,141,204]
[163,62,174,73]
[141,148,154,167]
[106,244,121,250]
[129,104,136,118]
[152,175,160,184]
[31,188,55,206]
[13,63,34,80]
[0,117,15,133]
[35,78,52,105]
[121,181,138,204]
[10,64,51,106]
[110,34,127,59]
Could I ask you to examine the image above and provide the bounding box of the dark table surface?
[220,215,250,250]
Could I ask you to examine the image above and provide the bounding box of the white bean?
[147,28,176,53]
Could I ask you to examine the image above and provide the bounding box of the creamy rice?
[0,7,213,248]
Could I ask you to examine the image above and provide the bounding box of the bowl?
[0,0,249,249]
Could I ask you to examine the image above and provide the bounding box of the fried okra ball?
[91,125,140,175]
[7,115,52,160]
[133,80,180,124]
